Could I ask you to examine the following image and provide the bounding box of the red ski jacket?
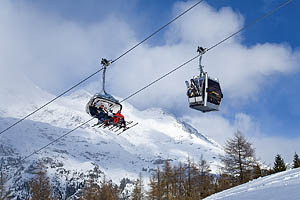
[113,112,124,123]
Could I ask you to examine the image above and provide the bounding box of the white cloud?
[252,136,300,166]
[1,0,299,110]
[107,1,300,113]
[166,1,244,45]
[0,0,136,93]
[183,112,300,166]
[182,113,235,145]
[182,112,260,146]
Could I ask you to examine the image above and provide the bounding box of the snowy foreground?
[204,168,300,200]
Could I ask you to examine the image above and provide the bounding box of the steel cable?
[8,0,293,165]
[0,0,204,136]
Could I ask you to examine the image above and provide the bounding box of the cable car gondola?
[86,59,137,133]
[185,47,223,112]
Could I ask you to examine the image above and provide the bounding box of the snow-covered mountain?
[204,168,300,200]
[0,79,224,199]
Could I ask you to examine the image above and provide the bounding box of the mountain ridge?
[0,84,224,199]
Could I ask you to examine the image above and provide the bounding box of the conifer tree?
[267,168,274,175]
[293,152,300,168]
[220,131,257,185]
[273,154,286,173]
[80,181,101,200]
[147,177,157,200]
[98,178,119,200]
[131,173,144,200]
[0,171,10,200]
[172,162,185,200]
[0,159,8,200]
[81,176,119,200]
[183,159,200,200]
[28,163,55,200]
[253,164,262,179]
[161,160,173,200]
[169,164,178,199]
[215,172,236,193]
[197,154,213,198]
[147,167,162,200]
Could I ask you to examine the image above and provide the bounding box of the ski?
[117,122,138,135]
[126,121,133,126]
[93,121,105,127]
[92,123,99,127]
[112,127,122,132]
[112,121,133,132]
[110,125,120,131]
[92,119,137,134]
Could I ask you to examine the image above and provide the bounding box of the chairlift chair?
[86,59,137,133]
[86,59,121,117]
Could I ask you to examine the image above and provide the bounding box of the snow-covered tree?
[0,172,10,200]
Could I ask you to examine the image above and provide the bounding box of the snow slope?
[0,79,224,198]
[204,168,300,200]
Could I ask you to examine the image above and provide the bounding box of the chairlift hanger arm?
[197,46,207,55]
[101,58,111,67]
[100,58,112,95]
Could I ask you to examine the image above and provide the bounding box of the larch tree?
[220,131,257,185]
[172,162,185,200]
[98,178,119,200]
[81,176,119,200]
[183,159,200,200]
[28,162,55,200]
[197,154,212,198]
[215,173,233,192]
[253,164,262,179]
[147,167,162,200]
[80,181,101,200]
[161,160,173,200]
[131,173,144,200]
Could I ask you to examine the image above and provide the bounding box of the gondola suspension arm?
[197,46,207,77]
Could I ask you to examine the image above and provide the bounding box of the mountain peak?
[0,88,224,199]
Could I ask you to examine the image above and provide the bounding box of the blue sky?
[28,0,299,47]
[1,0,300,164]
[215,0,300,137]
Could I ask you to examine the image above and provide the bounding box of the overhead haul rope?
[0,70,104,136]
[111,0,205,64]
[7,0,293,166]
[0,0,205,136]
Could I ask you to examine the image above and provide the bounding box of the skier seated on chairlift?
[90,103,109,125]
[187,79,200,98]
[102,109,114,126]
[113,111,126,128]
